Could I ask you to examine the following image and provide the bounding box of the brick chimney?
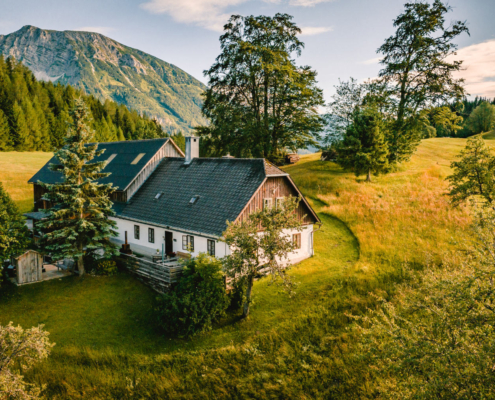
[185,136,199,164]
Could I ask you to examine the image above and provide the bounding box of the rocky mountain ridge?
[0,25,206,132]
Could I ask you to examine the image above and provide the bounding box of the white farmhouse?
[28,137,320,263]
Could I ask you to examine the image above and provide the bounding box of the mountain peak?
[0,26,206,132]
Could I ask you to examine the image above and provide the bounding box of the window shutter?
[293,233,301,249]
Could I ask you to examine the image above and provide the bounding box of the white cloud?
[361,56,382,65]
[140,0,247,32]
[289,0,335,6]
[299,26,333,36]
[74,26,115,35]
[140,0,336,31]
[451,39,495,98]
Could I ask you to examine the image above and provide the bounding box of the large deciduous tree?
[38,99,118,276]
[336,107,389,182]
[223,196,303,318]
[377,0,469,164]
[196,14,324,162]
[465,101,495,135]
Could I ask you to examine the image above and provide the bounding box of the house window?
[263,198,273,209]
[276,197,285,209]
[182,235,194,252]
[134,225,140,240]
[148,228,155,243]
[207,239,215,256]
[293,233,301,250]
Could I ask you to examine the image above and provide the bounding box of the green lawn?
[0,151,53,213]
[0,137,486,398]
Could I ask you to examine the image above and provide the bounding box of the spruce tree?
[11,102,29,151]
[0,110,12,151]
[336,107,389,182]
[37,99,118,276]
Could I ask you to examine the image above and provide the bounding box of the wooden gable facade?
[235,175,320,226]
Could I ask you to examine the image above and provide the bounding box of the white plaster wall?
[111,217,231,258]
[285,224,314,264]
[111,217,313,264]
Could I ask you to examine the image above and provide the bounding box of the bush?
[92,260,117,276]
[321,146,338,161]
[155,253,229,337]
[83,252,118,276]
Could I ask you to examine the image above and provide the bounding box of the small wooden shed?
[15,250,43,285]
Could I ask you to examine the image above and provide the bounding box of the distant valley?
[0,25,206,132]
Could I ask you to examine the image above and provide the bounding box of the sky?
[1,0,494,101]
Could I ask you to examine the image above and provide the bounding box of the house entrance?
[165,231,173,255]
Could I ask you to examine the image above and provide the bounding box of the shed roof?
[117,157,268,237]
[28,138,173,190]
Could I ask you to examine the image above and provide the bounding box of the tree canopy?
[0,182,30,268]
[196,13,324,162]
[223,196,303,317]
[377,0,469,163]
[464,101,495,135]
[447,136,495,207]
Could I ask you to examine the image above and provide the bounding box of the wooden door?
[165,231,173,254]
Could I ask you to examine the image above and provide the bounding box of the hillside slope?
[0,25,206,132]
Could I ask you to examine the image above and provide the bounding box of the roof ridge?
[88,138,169,145]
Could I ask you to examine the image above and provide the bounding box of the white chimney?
[185,136,199,164]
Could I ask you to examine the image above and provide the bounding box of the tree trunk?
[366,169,372,182]
[243,274,254,318]
[77,242,85,276]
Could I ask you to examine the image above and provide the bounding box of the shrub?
[155,253,229,337]
[91,260,117,276]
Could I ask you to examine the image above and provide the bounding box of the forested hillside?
[0,56,171,151]
[0,25,206,133]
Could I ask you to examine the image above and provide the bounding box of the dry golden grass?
[0,152,53,213]
[284,138,474,275]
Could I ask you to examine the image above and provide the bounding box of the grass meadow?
[0,136,485,398]
[0,151,53,213]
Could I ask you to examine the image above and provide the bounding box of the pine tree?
[37,99,118,276]
[117,127,125,142]
[336,107,389,182]
[0,109,12,151]
[11,101,29,151]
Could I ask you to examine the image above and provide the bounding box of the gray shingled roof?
[117,157,268,237]
[28,138,170,190]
